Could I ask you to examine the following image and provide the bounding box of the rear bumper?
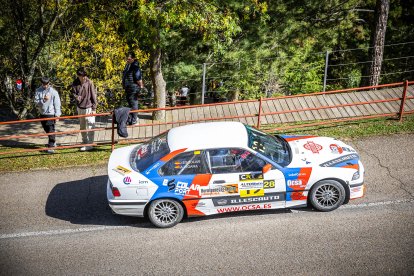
[107,179,148,217]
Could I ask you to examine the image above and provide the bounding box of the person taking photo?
[34,76,61,154]
[71,67,97,151]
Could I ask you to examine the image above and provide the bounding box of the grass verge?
[0,115,413,173]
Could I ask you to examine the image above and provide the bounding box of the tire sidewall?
[148,199,184,228]
[310,180,346,212]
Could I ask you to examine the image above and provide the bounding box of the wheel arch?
[143,197,188,218]
[308,178,350,205]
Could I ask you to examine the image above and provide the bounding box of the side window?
[207,148,266,174]
[159,150,208,176]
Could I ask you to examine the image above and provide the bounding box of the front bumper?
[349,160,365,199]
[349,182,365,199]
[106,179,148,217]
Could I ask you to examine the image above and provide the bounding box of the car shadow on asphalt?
[182,206,314,225]
[45,175,314,228]
[45,175,154,228]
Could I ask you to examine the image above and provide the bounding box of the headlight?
[352,171,360,180]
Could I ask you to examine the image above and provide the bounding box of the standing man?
[35,76,61,154]
[122,52,144,125]
[72,67,97,151]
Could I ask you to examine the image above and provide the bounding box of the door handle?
[213,180,225,184]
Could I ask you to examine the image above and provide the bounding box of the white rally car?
[107,122,365,228]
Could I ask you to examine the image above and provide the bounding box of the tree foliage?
[0,0,413,120]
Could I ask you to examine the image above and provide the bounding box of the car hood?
[283,135,359,169]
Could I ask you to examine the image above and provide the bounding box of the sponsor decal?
[287,179,302,187]
[263,180,276,189]
[174,181,189,195]
[123,176,132,185]
[304,141,323,154]
[240,188,264,197]
[239,173,263,181]
[239,181,264,189]
[285,168,312,201]
[183,174,212,200]
[212,193,284,206]
[342,146,356,153]
[217,203,272,213]
[351,186,362,193]
[189,201,206,208]
[188,183,201,193]
[138,180,148,184]
[136,145,148,159]
[240,151,251,159]
[216,199,228,206]
[320,154,359,167]
[167,179,176,191]
[330,144,343,154]
[288,172,308,177]
[301,158,311,164]
[199,184,238,195]
[113,165,131,176]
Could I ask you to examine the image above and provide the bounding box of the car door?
[156,150,213,216]
[205,148,286,214]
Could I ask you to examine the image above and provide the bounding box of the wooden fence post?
[398,80,408,122]
[111,112,115,151]
[257,97,263,129]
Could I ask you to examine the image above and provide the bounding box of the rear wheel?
[148,199,184,228]
[310,180,345,212]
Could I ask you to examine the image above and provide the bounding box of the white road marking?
[341,198,414,209]
[1,199,413,240]
[0,225,132,240]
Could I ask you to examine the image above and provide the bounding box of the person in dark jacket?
[71,67,97,151]
[122,52,144,125]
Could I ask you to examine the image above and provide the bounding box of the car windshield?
[245,125,291,167]
[130,132,170,172]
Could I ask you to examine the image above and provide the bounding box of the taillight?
[112,187,121,197]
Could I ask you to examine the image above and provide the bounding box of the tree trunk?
[150,45,166,120]
[228,89,239,101]
[363,0,390,87]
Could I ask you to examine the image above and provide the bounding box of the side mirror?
[262,163,272,174]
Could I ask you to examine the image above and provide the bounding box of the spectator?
[122,52,144,125]
[177,85,189,106]
[34,76,61,154]
[71,67,97,151]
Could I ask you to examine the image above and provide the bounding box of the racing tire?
[148,199,184,228]
[309,180,345,212]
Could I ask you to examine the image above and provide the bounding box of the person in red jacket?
[71,67,97,151]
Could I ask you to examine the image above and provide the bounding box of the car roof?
[167,122,249,152]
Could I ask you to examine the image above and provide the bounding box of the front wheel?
[148,199,184,228]
[309,180,346,212]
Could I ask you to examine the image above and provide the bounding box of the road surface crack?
[353,141,414,198]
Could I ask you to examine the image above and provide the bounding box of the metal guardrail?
[0,80,412,156]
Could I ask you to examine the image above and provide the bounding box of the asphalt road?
[1,134,413,275]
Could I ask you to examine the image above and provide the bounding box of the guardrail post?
[201,63,207,105]
[398,80,408,122]
[323,50,329,92]
[111,112,115,151]
[257,97,263,129]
